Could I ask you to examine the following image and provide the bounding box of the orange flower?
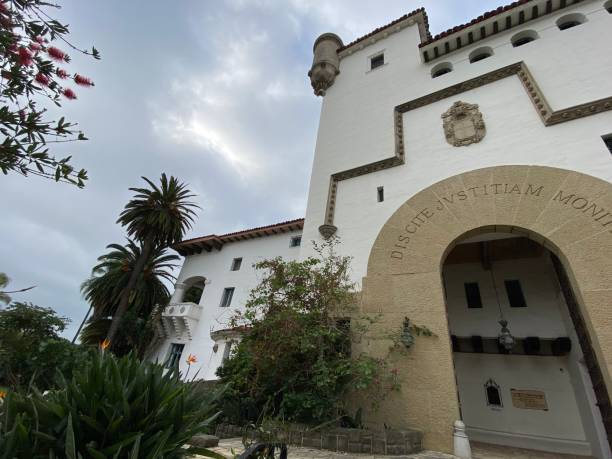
[100,339,110,350]
[186,354,197,365]
[0,390,7,400]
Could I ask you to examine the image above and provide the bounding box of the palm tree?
[105,174,199,345]
[80,240,179,354]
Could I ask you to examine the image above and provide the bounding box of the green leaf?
[65,413,77,459]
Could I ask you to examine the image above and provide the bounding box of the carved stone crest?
[442,101,486,147]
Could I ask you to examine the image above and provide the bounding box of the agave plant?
[0,351,224,458]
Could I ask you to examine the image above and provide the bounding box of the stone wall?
[214,423,423,456]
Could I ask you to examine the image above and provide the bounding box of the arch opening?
[556,13,587,30]
[511,30,539,47]
[441,228,611,458]
[469,46,493,63]
[431,62,453,78]
[361,165,612,454]
[177,276,206,304]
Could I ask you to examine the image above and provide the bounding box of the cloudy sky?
[1,0,507,339]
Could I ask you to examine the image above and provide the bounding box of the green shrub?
[0,351,221,458]
[0,302,91,391]
[216,240,395,426]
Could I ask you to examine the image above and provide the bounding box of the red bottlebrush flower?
[56,68,69,79]
[35,73,50,86]
[34,35,45,44]
[17,47,33,66]
[47,46,68,62]
[62,88,77,100]
[74,74,94,87]
[29,42,42,51]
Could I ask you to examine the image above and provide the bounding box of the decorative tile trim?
[318,61,612,237]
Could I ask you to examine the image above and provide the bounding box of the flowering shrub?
[0,0,99,186]
[216,239,398,426]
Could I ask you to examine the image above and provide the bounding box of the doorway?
[442,232,611,458]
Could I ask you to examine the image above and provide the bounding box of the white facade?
[301,0,612,284]
[155,1,612,455]
[153,225,302,380]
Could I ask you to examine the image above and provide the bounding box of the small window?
[370,53,384,70]
[377,186,384,203]
[485,379,502,407]
[290,236,302,247]
[165,343,185,369]
[431,62,453,78]
[606,0,612,13]
[469,47,493,63]
[556,13,587,30]
[220,287,235,308]
[511,30,539,47]
[464,282,483,309]
[505,280,527,308]
[230,257,242,271]
[603,135,612,154]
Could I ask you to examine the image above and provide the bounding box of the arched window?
[556,13,587,30]
[179,276,206,304]
[511,30,539,47]
[485,379,503,407]
[469,47,493,63]
[605,0,612,13]
[431,62,453,78]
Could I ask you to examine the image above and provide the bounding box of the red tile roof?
[173,218,304,256]
[337,8,430,52]
[338,0,566,58]
[419,0,533,47]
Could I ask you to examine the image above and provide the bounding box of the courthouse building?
[154,0,612,456]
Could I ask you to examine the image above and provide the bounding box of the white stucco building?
[154,0,612,456]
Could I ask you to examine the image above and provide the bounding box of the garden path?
[199,438,595,459]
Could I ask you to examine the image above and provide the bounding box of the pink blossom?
[56,68,68,79]
[29,42,42,51]
[47,46,68,62]
[74,74,94,87]
[34,35,45,44]
[35,73,50,86]
[18,47,34,66]
[62,88,77,100]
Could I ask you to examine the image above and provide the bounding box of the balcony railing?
[159,302,203,340]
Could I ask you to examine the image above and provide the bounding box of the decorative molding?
[441,101,486,147]
[320,61,612,232]
[419,0,587,63]
[337,9,430,59]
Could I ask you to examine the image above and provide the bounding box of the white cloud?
[151,111,259,178]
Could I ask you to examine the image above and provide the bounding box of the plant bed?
[214,423,423,456]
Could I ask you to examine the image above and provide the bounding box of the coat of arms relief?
[441,101,486,147]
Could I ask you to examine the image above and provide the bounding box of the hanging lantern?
[498,319,515,351]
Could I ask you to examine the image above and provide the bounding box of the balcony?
[160,302,203,339]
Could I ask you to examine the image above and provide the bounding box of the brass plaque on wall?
[511,389,548,410]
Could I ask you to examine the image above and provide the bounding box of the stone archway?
[359,165,612,453]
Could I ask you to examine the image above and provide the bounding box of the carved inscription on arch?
[389,183,612,260]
